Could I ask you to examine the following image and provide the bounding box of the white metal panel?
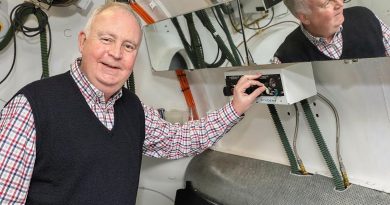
[210,58,390,193]
[1,0,390,204]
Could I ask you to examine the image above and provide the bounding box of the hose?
[0,2,50,81]
[215,5,241,65]
[293,104,308,175]
[184,13,206,69]
[300,99,345,190]
[317,93,350,187]
[171,17,197,68]
[40,28,49,78]
[268,104,300,174]
[130,1,199,119]
[126,73,135,93]
[195,10,238,66]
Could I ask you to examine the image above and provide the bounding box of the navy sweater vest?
[18,72,145,205]
[274,6,386,63]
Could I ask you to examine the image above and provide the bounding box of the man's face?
[300,0,344,38]
[78,7,141,98]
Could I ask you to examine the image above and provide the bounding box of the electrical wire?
[234,45,245,65]
[227,6,242,33]
[12,3,49,38]
[212,6,244,66]
[211,8,223,29]
[175,69,199,120]
[245,8,275,30]
[317,93,350,187]
[235,0,250,65]
[210,45,222,65]
[300,99,345,190]
[213,6,242,65]
[0,2,51,84]
[244,13,268,28]
[247,49,255,64]
[236,21,299,49]
[41,22,52,79]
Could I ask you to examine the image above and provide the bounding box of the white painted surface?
[0,0,390,205]
[212,58,390,193]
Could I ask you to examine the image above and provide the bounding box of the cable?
[215,5,241,65]
[195,9,238,66]
[12,3,49,38]
[317,93,350,187]
[268,104,301,174]
[245,8,275,30]
[228,11,242,33]
[227,4,242,34]
[300,99,345,190]
[235,0,251,65]
[211,8,223,29]
[234,46,245,64]
[292,104,308,175]
[138,186,174,202]
[47,22,52,62]
[0,2,51,83]
[210,45,221,65]
[176,69,199,120]
[236,21,299,49]
[130,0,200,121]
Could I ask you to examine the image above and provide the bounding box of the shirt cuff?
[219,101,244,126]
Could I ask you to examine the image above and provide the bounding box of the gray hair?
[83,2,142,36]
[283,0,311,17]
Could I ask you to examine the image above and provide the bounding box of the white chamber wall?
[1,1,390,205]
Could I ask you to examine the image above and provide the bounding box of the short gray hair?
[83,2,142,36]
[283,0,311,17]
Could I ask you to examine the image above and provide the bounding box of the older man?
[0,2,265,204]
[273,0,390,63]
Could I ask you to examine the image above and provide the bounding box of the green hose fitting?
[297,159,309,175]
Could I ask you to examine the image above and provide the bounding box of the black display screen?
[225,74,284,97]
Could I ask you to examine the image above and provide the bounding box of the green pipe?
[171,18,197,69]
[40,29,49,78]
[184,13,205,68]
[268,104,300,174]
[127,73,135,93]
[301,99,345,190]
[215,5,241,65]
[195,10,239,66]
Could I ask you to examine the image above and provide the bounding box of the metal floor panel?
[185,150,390,205]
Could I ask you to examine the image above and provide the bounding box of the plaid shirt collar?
[70,58,122,107]
[300,24,343,46]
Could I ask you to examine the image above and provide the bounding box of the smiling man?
[0,2,265,205]
[273,0,390,63]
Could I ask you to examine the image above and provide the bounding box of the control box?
[223,62,317,105]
